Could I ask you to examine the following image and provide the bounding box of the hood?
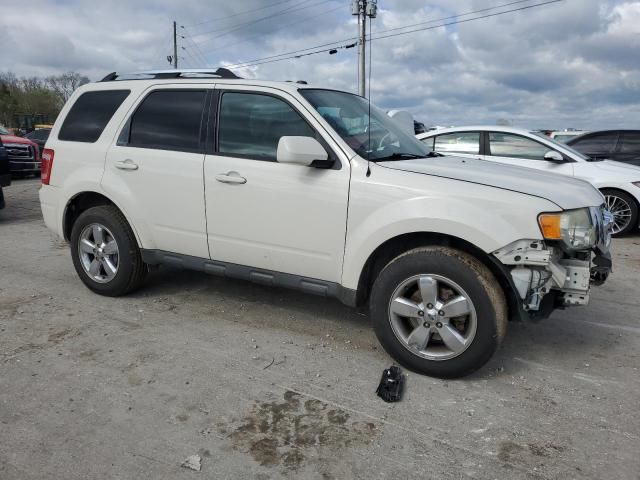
[377,156,604,210]
[0,134,37,146]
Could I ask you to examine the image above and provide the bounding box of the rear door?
[203,86,350,282]
[102,86,210,258]
[483,131,574,176]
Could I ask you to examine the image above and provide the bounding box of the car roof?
[566,129,640,144]
[416,125,540,138]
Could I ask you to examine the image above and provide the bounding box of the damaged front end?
[493,206,613,321]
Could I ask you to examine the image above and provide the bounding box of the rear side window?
[571,133,617,153]
[218,92,315,161]
[434,132,480,155]
[58,90,130,142]
[620,133,640,153]
[127,90,206,152]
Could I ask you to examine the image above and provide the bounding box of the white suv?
[39,69,612,378]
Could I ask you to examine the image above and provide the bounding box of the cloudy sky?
[1,0,639,129]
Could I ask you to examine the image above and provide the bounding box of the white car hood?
[377,156,604,210]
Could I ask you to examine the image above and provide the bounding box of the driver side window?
[218,92,315,162]
[488,132,549,160]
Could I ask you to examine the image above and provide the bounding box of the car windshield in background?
[531,131,591,160]
[300,89,430,161]
[552,135,575,143]
[0,126,10,135]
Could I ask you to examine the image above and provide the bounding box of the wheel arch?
[62,191,140,246]
[599,186,640,207]
[354,232,520,321]
[599,186,640,234]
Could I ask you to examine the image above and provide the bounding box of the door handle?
[215,171,246,184]
[115,159,139,171]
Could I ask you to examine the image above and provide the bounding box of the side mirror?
[544,150,565,163]
[277,136,333,168]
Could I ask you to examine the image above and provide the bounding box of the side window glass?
[434,132,480,155]
[218,92,315,161]
[571,133,617,153]
[488,133,548,160]
[59,90,130,142]
[620,133,640,153]
[128,90,206,152]
[420,137,435,151]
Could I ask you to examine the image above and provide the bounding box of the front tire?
[70,205,146,296]
[602,189,638,236]
[369,246,507,379]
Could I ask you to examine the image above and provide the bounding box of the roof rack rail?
[100,68,242,82]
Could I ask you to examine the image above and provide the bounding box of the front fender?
[341,160,560,290]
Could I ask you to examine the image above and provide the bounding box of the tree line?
[0,71,90,129]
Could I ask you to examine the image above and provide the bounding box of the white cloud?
[0,0,638,129]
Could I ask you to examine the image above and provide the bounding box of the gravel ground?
[1,179,639,480]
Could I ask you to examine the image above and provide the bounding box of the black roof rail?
[100,68,242,82]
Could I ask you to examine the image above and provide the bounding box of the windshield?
[300,89,430,161]
[552,134,575,143]
[531,131,591,160]
[0,126,10,135]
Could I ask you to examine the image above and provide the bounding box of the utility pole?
[352,0,377,97]
[173,21,178,69]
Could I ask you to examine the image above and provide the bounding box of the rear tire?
[601,189,638,236]
[70,205,146,296]
[369,246,507,379]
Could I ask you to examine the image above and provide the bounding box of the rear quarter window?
[58,90,130,143]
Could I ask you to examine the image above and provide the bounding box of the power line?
[190,0,332,46]
[180,27,210,65]
[369,0,564,42]
[224,0,563,69]
[219,0,538,69]
[190,4,346,58]
[185,0,299,29]
[229,43,358,69]
[370,0,546,36]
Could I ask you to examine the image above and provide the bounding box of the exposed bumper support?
[493,239,610,315]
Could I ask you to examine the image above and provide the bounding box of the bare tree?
[45,72,90,102]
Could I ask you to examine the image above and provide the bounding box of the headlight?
[538,208,596,250]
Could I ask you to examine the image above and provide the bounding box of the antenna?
[366,14,373,177]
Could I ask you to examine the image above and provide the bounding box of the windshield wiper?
[373,152,436,162]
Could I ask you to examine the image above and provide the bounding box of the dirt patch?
[219,390,378,471]
[498,440,566,463]
[1,327,81,361]
[498,441,525,462]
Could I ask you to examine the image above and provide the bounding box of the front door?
[204,87,350,282]
[483,131,574,176]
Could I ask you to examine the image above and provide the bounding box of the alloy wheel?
[605,194,633,235]
[388,274,477,361]
[78,223,120,283]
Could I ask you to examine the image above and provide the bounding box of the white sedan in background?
[417,126,640,235]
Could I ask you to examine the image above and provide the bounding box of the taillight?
[41,148,54,185]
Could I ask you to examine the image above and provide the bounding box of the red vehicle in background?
[0,126,41,177]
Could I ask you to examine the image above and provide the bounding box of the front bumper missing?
[493,238,612,315]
